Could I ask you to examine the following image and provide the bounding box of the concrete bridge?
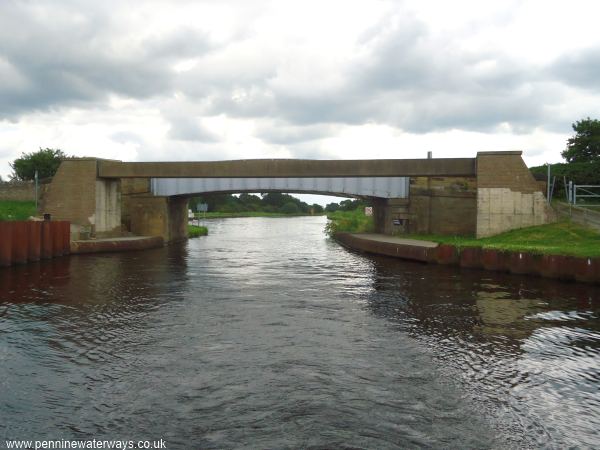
[42,151,554,243]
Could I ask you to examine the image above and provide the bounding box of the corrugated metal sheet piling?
[0,220,70,266]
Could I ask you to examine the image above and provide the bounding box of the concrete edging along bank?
[334,232,600,285]
[70,236,164,254]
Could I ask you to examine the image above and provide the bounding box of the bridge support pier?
[127,195,187,243]
[43,159,187,243]
[372,197,410,235]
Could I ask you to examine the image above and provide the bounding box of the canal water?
[1,216,600,448]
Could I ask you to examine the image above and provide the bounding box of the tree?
[325,202,339,212]
[10,148,67,181]
[279,202,300,214]
[561,118,600,163]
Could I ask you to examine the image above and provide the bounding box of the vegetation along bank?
[328,211,600,284]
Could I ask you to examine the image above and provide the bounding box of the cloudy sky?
[1,0,599,187]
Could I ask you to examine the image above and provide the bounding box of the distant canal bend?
[1,216,600,448]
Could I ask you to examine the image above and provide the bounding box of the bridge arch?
[150,176,410,199]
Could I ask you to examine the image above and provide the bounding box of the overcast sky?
[1,0,599,192]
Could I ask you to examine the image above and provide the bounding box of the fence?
[0,221,70,267]
[566,183,600,207]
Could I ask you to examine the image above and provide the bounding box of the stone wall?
[407,176,477,236]
[127,195,187,242]
[476,151,555,237]
[43,159,122,239]
[0,180,50,203]
[120,178,152,232]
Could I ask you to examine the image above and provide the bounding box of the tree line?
[189,193,369,214]
[529,118,600,190]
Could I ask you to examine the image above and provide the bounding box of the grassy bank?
[195,211,323,219]
[188,224,208,238]
[408,221,600,258]
[0,200,37,221]
[326,209,374,235]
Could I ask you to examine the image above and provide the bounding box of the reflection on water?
[1,216,599,448]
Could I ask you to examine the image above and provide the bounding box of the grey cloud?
[0,0,586,145]
[111,131,144,145]
[550,47,600,92]
[168,117,219,142]
[175,12,562,135]
[254,122,335,145]
[0,1,211,118]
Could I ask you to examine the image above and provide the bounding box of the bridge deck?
[98,158,477,178]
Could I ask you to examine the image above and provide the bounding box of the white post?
[34,170,38,209]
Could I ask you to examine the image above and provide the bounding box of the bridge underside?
[150,176,409,199]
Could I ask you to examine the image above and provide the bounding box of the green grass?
[326,209,374,235]
[407,221,600,258]
[187,224,208,238]
[0,200,37,221]
[194,211,322,219]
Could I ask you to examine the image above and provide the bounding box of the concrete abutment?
[41,151,554,244]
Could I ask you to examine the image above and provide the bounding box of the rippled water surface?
[1,216,600,448]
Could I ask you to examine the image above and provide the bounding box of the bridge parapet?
[98,158,477,178]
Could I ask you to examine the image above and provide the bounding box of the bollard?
[41,221,53,259]
[28,221,42,262]
[51,221,63,257]
[11,221,28,264]
[0,222,13,267]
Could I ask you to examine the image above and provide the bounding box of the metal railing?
[567,182,600,207]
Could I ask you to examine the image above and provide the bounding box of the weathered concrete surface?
[44,159,122,239]
[335,232,600,284]
[121,178,152,233]
[126,195,187,243]
[70,236,164,254]
[408,176,477,236]
[476,151,555,237]
[99,158,477,178]
[335,232,438,262]
[0,179,50,202]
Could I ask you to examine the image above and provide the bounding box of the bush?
[325,209,374,235]
[188,225,208,237]
[10,148,67,181]
[279,202,300,214]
